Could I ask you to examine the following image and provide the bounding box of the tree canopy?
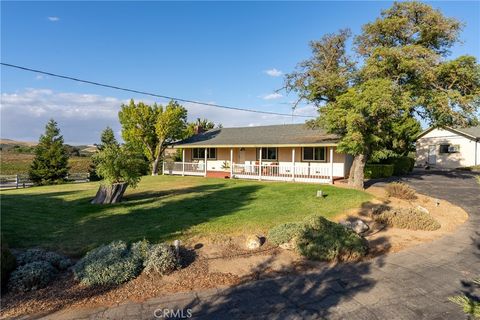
[118,100,188,175]
[286,1,479,188]
[184,118,222,138]
[29,119,70,185]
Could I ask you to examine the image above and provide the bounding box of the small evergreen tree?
[89,127,120,181]
[29,119,70,185]
[97,126,119,151]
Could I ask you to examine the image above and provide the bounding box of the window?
[192,148,216,159]
[439,144,460,154]
[302,147,326,161]
[256,147,277,160]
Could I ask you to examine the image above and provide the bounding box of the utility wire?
[1,63,316,118]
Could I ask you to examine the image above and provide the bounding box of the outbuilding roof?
[174,124,340,148]
[417,125,480,140]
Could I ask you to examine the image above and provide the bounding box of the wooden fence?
[0,173,90,189]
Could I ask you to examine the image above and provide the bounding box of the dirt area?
[0,185,469,319]
[333,185,468,255]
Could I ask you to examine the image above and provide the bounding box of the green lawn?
[0,175,372,256]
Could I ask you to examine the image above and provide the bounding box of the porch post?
[230,148,234,177]
[182,149,185,176]
[329,147,334,184]
[204,148,208,177]
[259,148,262,181]
[291,147,295,181]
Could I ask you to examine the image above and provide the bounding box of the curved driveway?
[48,171,479,320]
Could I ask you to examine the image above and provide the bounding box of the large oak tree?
[286,2,480,188]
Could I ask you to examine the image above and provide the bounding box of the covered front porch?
[163,146,350,184]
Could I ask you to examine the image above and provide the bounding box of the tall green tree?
[91,143,145,204]
[183,118,222,138]
[286,1,479,188]
[29,119,70,185]
[97,126,119,151]
[118,99,188,175]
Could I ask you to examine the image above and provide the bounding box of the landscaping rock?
[340,219,369,234]
[416,205,429,214]
[245,235,262,250]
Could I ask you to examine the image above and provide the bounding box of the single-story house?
[416,126,480,169]
[164,124,353,184]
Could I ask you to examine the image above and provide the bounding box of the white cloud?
[264,68,283,77]
[0,89,307,144]
[262,93,283,100]
[48,16,60,22]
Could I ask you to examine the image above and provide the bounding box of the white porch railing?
[232,164,332,183]
[163,162,205,176]
[163,162,336,184]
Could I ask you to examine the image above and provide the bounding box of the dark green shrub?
[1,237,16,288]
[390,157,415,176]
[16,248,72,271]
[8,261,57,292]
[385,182,417,200]
[143,244,180,275]
[373,207,440,231]
[130,239,151,263]
[268,223,304,245]
[296,216,368,262]
[364,164,394,179]
[73,241,142,286]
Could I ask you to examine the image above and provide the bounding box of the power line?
[1,62,316,118]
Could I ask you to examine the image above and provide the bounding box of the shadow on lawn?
[1,182,263,256]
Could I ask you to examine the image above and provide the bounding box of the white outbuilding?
[416,126,480,169]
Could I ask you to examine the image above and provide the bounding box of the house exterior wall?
[180,146,350,177]
[416,128,479,168]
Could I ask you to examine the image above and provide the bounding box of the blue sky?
[1,1,479,144]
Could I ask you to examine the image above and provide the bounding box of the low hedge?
[390,157,415,176]
[364,164,394,179]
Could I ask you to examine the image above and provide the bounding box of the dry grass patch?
[373,207,440,231]
[385,182,417,200]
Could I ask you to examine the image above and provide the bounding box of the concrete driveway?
[48,170,480,320]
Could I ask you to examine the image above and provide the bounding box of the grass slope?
[0,152,92,175]
[1,176,371,256]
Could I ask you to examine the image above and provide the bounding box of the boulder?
[340,219,369,234]
[416,205,429,214]
[245,235,262,250]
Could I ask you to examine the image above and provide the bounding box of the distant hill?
[0,139,97,155]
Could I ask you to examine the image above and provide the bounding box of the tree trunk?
[91,183,129,204]
[348,154,368,189]
[151,157,160,176]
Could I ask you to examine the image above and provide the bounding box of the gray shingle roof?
[174,124,340,147]
[457,126,480,139]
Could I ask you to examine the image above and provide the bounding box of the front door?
[239,148,246,164]
[428,145,436,165]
